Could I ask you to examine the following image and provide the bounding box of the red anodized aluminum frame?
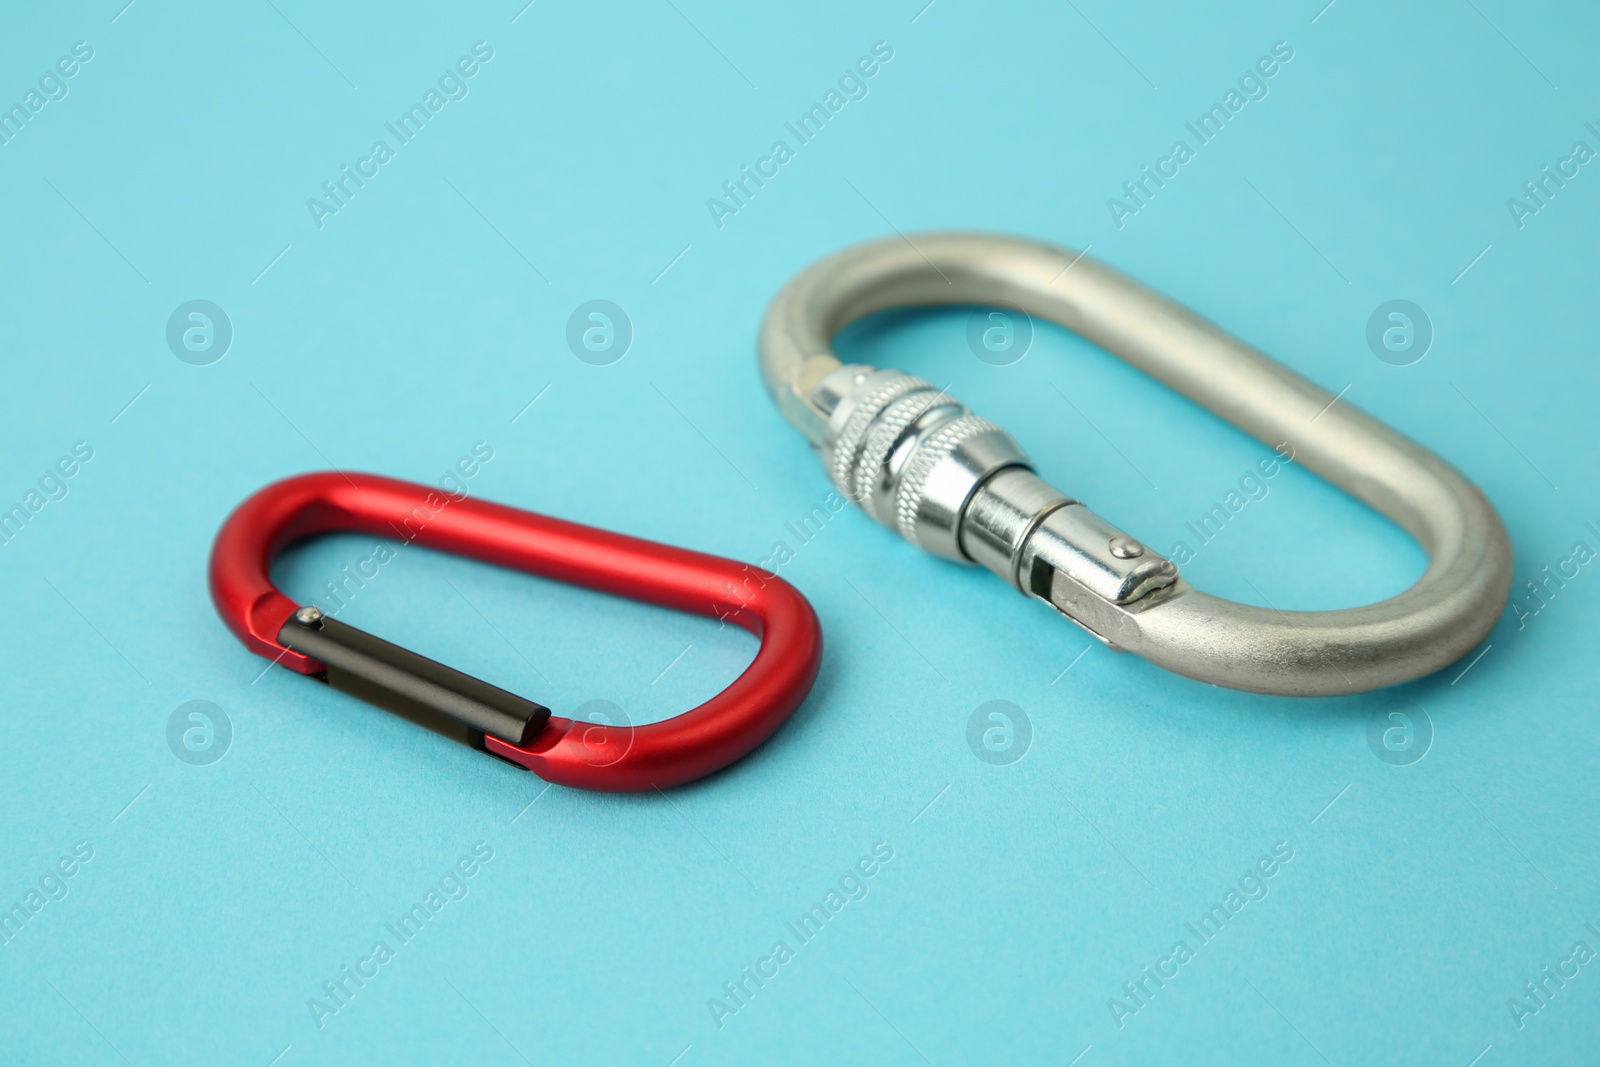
[209,472,823,792]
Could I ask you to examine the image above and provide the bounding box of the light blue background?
[2,1,1596,1064]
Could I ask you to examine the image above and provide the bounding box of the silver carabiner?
[759,232,1512,696]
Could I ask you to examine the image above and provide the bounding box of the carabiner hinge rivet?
[1108,537,1145,560]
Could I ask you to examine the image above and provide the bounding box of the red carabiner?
[209,472,822,791]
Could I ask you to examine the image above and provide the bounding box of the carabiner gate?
[210,473,823,790]
[759,232,1512,696]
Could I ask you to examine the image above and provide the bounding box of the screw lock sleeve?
[812,365,1178,635]
[817,366,1031,561]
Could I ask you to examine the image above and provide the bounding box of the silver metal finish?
[1108,537,1144,560]
[958,467,1073,588]
[295,605,324,625]
[818,367,1031,560]
[758,232,1513,696]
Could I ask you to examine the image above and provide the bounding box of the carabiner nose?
[759,232,1512,696]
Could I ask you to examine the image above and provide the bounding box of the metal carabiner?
[759,232,1512,696]
[209,472,822,790]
